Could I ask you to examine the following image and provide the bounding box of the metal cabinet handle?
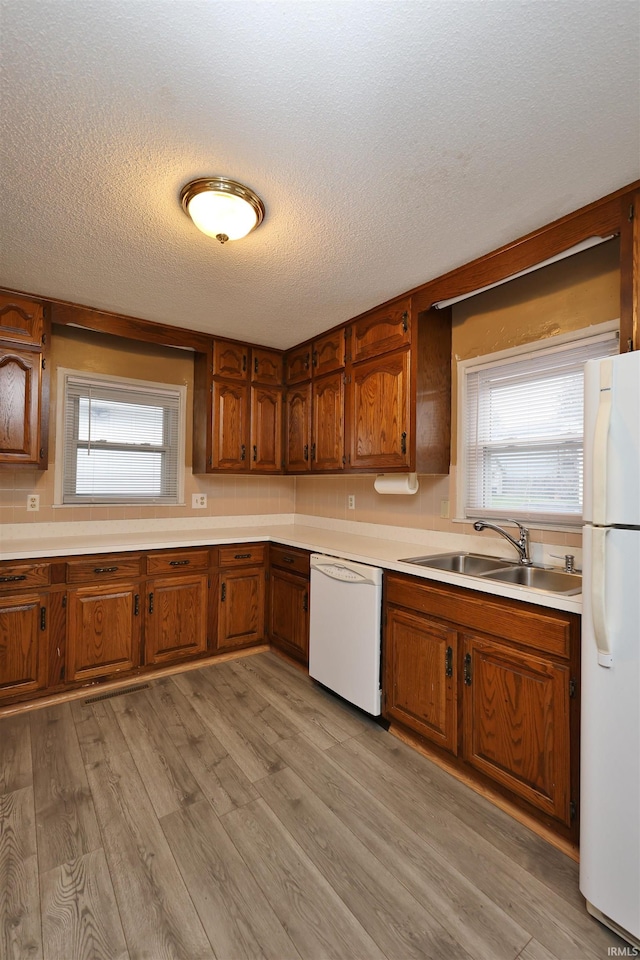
[134,594,140,616]
[221,582,227,601]
[234,553,251,559]
[169,559,190,566]
[400,432,407,455]
[303,444,309,461]
[253,445,257,461]
[463,652,472,686]
[282,556,294,563]
[40,606,46,631]
[148,592,154,614]
[0,574,27,582]
[302,591,308,612]
[240,444,246,460]
[94,566,118,574]
[445,645,453,678]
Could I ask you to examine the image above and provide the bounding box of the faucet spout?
[473,518,533,565]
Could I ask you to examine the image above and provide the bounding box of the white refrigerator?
[581,350,640,947]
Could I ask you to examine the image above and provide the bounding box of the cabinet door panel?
[0,593,47,697]
[462,634,570,824]
[313,330,345,376]
[285,383,311,472]
[67,583,141,681]
[213,340,248,380]
[0,293,44,345]
[350,299,411,362]
[250,385,282,472]
[212,380,249,470]
[384,606,457,753]
[285,345,311,384]
[0,348,41,463]
[312,372,344,471]
[348,349,410,469]
[145,574,208,665]
[269,569,309,663]
[217,568,265,651]
[252,348,283,385]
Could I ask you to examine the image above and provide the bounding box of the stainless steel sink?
[400,552,515,575]
[482,565,582,595]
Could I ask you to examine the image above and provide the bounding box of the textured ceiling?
[1,1,639,350]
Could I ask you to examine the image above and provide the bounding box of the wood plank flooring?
[0,651,626,960]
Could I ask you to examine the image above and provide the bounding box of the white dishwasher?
[309,554,383,715]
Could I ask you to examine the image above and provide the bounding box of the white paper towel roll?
[373,473,419,495]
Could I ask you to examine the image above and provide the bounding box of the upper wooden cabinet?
[250,385,283,472]
[211,379,250,471]
[349,298,411,363]
[252,348,283,385]
[285,344,312,384]
[312,371,344,471]
[284,382,311,472]
[213,339,248,380]
[348,348,410,470]
[312,330,346,376]
[0,292,45,346]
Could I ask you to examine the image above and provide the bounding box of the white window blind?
[62,373,183,504]
[463,330,619,524]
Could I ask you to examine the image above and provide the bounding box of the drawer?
[146,549,210,575]
[0,562,50,591]
[66,554,143,584]
[218,544,265,568]
[270,544,310,577]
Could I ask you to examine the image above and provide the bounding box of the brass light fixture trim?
[180,176,265,244]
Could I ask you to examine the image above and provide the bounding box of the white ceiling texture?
[1,1,639,350]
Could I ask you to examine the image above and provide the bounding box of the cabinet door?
[252,348,283,385]
[145,574,208,666]
[212,380,249,471]
[269,569,309,664]
[285,382,311,472]
[0,347,43,464]
[313,330,345,376]
[217,567,265,651]
[0,293,45,345]
[312,372,344,471]
[0,592,47,699]
[384,606,457,754]
[67,583,141,682]
[350,299,411,363]
[250,385,283,472]
[284,345,311,384]
[462,634,570,824]
[348,349,411,470]
[213,340,248,380]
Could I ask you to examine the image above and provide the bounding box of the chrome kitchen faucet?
[473,519,533,565]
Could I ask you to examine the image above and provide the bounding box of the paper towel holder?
[373,473,419,495]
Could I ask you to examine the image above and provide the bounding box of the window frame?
[54,368,186,506]
[456,321,619,528]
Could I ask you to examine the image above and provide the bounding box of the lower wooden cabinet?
[217,566,265,652]
[385,605,457,754]
[0,591,48,698]
[145,574,208,666]
[384,572,579,835]
[66,582,141,682]
[268,544,310,664]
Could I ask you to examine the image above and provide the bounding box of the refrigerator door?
[584,351,640,527]
[580,524,640,942]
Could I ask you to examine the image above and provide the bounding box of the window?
[460,325,618,525]
[59,370,185,504]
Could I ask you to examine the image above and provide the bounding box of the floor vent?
[84,683,149,704]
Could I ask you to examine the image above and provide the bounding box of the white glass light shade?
[180,177,265,243]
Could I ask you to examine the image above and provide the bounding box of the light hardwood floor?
[0,651,624,960]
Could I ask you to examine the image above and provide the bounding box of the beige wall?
[0,326,295,525]
[297,239,621,550]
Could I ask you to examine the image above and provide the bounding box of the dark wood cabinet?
[349,298,411,363]
[285,344,311,384]
[67,582,141,682]
[0,591,48,698]
[268,544,310,664]
[312,372,344,471]
[348,349,410,470]
[144,549,210,665]
[211,379,249,471]
[312,330,346,376]
[284,382,311,472]
[250,385,283,472]
[213,339,248,380]
[385,605,457,753]
[216,544,266,652]
[383,572,579,835]
[252,348,283,385]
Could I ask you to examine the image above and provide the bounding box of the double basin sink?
[399,552,582,596]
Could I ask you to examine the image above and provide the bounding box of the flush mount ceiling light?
[180,177,265,244]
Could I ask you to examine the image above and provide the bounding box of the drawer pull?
[234,553,251,560]
[0,574,27,582]
[282,556,295,563]
[94,566,118,574]
[169,559,190,566]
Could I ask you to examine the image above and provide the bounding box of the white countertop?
[0,514,582,614]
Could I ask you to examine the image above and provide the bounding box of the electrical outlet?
[27,494,40,512]
[192,493,207,509]
[348,494,356,510]
[440,499,450,519]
